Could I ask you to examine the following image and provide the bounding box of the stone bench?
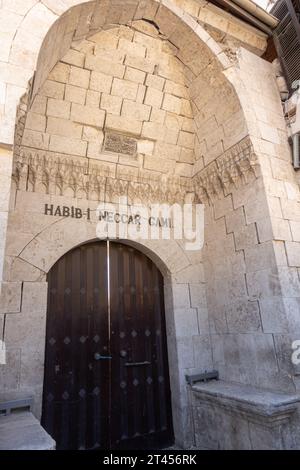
[191,380,300,450]
[0,412,55,450]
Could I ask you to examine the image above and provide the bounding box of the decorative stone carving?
[12,135,260,206]
[104,132,137,156]
[193,136,259,203]
[12,148,190,204]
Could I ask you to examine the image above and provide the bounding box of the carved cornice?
[13,148,191,204]
[12,136,260,205]
[193,136,260,203]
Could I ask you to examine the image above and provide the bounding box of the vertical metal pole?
[107,238,111,344]
[107,238,112,448]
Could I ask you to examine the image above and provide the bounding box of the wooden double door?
[42,241,173,450]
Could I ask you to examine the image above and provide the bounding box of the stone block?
[49,135,87,157]
[47,98,70,120]
[150,108,166,124]
[46,117,83,139]
[281,199,300,222]
[259,121,280,144]
[0,348,20,390]
[165,113,183,131]
[173,307,199,338]
[90,71,113,93]
[48,62,70,84]
[41,80,65,100]
[145,74,165,91]
[144,155,175,173]
[0,412,55,450]
[283,297,300,332]
[189,284,207,308]
[121,99,151,121]
[125,55,155,74]
[193,335,214,370]
[260,296,289,333]
[62,49,85,68]
[180,148,194,163]
[137,139,154,155]
[100,93,122,115]
[154,141,181,161]
[105,114,142,136]
[30,95,47,115]
[226,300,262,333]
[69,66,90,89]
[244,242,276,272]
[136,84,146,103]
[142,121,165,141]
[285,242,300,267]
[118,38,146,58]
[192,380,299,449]
[225,207,245,233]
[164,80,189,99]
[181,99,193,118]
[244,197,269,224]
[0,282,22,314]
[93,49,125,65]
[234,223,258,250]
[144,87,163,108]
[162,93,182,114]
[178,131,195,149]
[86,90,101,108]
[71,103,105,128]
[26,112,46,133]
[83,126,104,142]
[175,163,192,177]
[246,268,281,300]
[111,78,138,100]
[176,337,195,369]
[88,30,119,49]
[271,158,294,181]
[124,66,146,84]
[85,54,125,79]
[290,221,300,242]
[22,130,49,150]
[65,84,86,105]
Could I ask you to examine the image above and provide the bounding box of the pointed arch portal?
[42,240,174,450]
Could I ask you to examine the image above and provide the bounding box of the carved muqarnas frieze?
[13,148,190,204]
[12,136,259,206]
[193,136,259,203]
[103,132,137,156]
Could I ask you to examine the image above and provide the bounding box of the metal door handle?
[125,361,151,367]
[94,353,112,361]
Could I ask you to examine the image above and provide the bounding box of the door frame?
[41,239,174,450]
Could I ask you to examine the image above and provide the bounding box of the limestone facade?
[1,0,300,450]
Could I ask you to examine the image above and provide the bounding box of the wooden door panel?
[42,242,109,450]
[109,243,173,449]
[42,241,173,450]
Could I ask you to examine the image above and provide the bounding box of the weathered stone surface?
[192,381,300,449]
[103,132,137,156]
[0,412,55,450]
[0,4,299,453]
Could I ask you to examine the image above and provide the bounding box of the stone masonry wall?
[21,24,196,180]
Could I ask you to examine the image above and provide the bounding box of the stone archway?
[2,0,299,452]
[4,215,205,448]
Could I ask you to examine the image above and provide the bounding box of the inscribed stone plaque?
[104,132,137,156]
